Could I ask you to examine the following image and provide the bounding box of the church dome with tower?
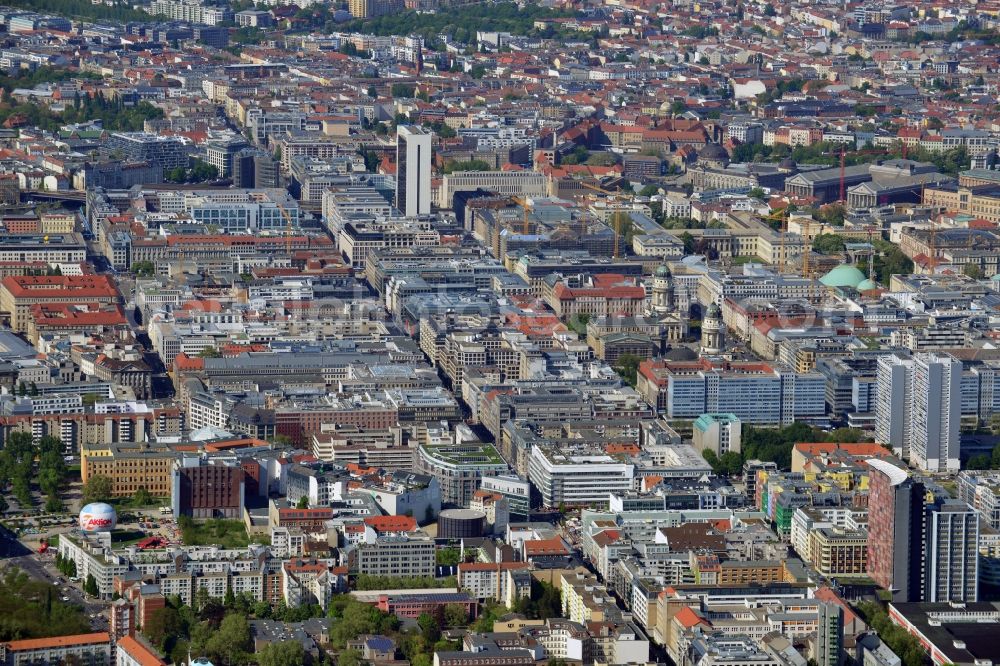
[701,302,724,354]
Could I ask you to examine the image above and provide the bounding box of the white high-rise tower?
[395,125,432,218]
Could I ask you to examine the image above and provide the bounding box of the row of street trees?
[0,433,67,513]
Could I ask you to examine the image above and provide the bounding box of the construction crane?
[928,223,938,276]
[800,216,817,302]
[828,145,892,206]
[580,181,627,258]
[510,195,532,236]
[867,224,877,284]
[276,202,296,258]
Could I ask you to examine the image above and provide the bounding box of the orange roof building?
[117,636,168,666]
[0,275,119,332]
[1,632,112,666]
[364,515,418,534]
[791,441,893,473]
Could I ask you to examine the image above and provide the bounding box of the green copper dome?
[856,278,878,291]
[819,264,867,289]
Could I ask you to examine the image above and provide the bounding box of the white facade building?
[396,125,432,217]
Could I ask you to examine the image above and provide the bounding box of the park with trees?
[139,575,565,666]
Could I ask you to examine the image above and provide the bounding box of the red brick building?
[376,592,477,620]
[174,464,245,519]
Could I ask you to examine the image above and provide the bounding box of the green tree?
[165,167,185,183]
[391,83,416,98]
[963,263,984,280]
[336,650,362,666]
[471,602,506,632]
[134,487,153,506]
[82,475,113,503]
[639,184,660,197]
[84,574,98,597]
[444,603,469,627]
[132,261,155,277]
[436,547,461,566]
[679,231,696,254]
[989,413,1000,436]
[418,612,440,644]
[991,443,1000,469]
[864,239,913,283]
[613,354,642,388]
[204,613,252,666]
[566,313,590,336]
[143,605,185,650]
[191,160,219,182]
[968,453,991,470]
[815,203,846,226]
[442,159,491,174]
[812,233,846,254]
[296,495,309,509]
[0,566,91,640]
[718,452,743,476]
[585,152,619,166]
[255,639,304,666]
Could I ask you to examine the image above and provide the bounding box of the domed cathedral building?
[697,142,730,170]
[701,302,724,355]
[686,143,796,192]
[651,262,676,314]
[645,260,687,343]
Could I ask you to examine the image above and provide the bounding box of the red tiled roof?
[1,275,118,299]
[674,606,709,629]
[117,636,167,666]
[2,633,111,651]
[794,442,889,458]
[524,537,569,556]
[364,515,417,532]
[458,561,530,572]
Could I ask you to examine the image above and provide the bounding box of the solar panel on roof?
[365,637,393,651]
